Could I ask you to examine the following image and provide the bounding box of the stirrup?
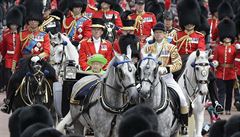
[179,125,188,135]
[215,103,224,113]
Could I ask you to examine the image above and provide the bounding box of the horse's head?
[108,46,138,103]
[190,50,211,95]
[138,53,160,99]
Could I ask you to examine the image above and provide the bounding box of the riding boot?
[180,106,188,135]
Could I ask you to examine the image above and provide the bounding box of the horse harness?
[66,59,136,137]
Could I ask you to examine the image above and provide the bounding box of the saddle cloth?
[71,78,99,106]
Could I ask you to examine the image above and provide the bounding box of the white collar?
[93,37,101,42]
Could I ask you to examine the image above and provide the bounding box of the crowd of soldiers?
[0,0,240,136]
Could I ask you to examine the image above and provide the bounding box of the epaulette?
[87,38,92,43]
[195,31,205,36]
[49,15,60,21]
[88,5,98,11]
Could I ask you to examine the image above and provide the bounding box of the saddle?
[71,78,99,106]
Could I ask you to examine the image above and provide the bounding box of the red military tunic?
[213,43,237,80]
[85,5,97,19]
[62,12,92,42]
[79,38,113,71]
[208,18,219,49]
[92,10,123,28]
[13,29,50,63]
[128,12,157,47]
[172,30,206,55]
[0,29,20,68]
[113,39,121,54]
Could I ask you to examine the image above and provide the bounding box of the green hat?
[87,54,107,66]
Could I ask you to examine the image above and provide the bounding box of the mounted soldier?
[39,0,63,35]
[62,0,92,47]
[0,0,56,114]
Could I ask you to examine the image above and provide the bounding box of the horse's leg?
[193,99,205,137]
[73,119,84,135]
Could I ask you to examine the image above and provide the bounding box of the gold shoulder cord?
[20,31,31,51]
[172,33,190,52]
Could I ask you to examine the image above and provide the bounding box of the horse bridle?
[111,59,136,92]
[139,56,159,85]
[184,61,210,97]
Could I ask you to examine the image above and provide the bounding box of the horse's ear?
[196,49,200,57]
[126,45,132,60]
[57,32,61,40]
[49,32,53,39]
[207,49,212,57]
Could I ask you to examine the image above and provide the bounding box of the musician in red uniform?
[212,19,237,115]
[85,3,98,19]
[92,0,123,29]
[0,6,23,93]
[1,0,56,114]
[207,0,222,49]
[62,0,92,47]
[172,0,205,79]
[79,18,112,71]
[128,0,156,47]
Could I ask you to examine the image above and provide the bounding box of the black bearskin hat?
[50,10,64,24]
[9,108,24,137]
[224,115,240,137]
[118,114,152,137]
[197,15,210,36]
[6,6,23,27]
[235,10,240,35]
[18,105,54,134]
[208,0,223,15]
[122,20,135,31]
[25,0,44,24]
[20,123,50,137]
[231,132,240,137]
[153,22,165,32]
[218,18,236,43]
[32,127,63,137]
[217,1,234,20]
[69,0,87,13]
[119,34,140,59]
[209,120,227,137]
[177,0,201,29]
[123,104,158,131]
[134,130,162,137]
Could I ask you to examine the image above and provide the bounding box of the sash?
[68,17,88,40]
[22,32,46,54]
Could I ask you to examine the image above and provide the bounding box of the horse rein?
[184,62,210,99]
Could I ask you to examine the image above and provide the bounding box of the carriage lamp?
[64,60,77,80]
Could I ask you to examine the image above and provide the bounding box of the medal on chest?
[101,45,107,51]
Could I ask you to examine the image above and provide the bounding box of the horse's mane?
[102,56,117,79]
[185,51,197,69]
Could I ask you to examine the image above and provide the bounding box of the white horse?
[178,50,211,137]
[138,53,180,137]
[49,32,79,81]
[57,47,139,137]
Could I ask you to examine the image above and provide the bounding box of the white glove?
[31,56,41,63]
[235,44,240,50]
[212,60,219,68]
[159,67,168,75]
